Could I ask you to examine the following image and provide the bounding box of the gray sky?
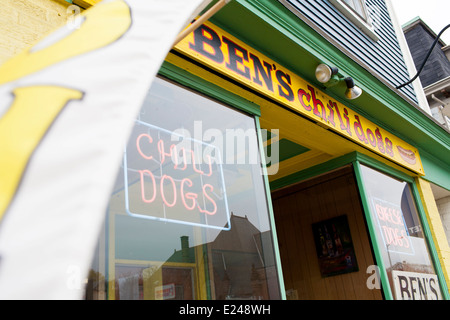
[390,0,450,44]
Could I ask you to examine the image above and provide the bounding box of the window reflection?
[342,0,367,20]
[84,77,281,300]
[359,165,442,300]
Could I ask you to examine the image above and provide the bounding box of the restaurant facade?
[1,0,449,300]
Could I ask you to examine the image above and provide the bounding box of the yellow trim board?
[415,178,450,295]
[165,52,421,182]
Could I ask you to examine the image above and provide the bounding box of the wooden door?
[272,166,382,300]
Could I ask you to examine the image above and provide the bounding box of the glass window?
[359,165,443,300]
[84,77,282,300]
[328,0,379,41]
[342,0,367,21]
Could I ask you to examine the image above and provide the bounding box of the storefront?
[83,1,450,300]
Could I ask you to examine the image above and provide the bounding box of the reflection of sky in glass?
[360,165,434,271]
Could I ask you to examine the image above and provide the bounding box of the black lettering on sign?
[189,24,224,64]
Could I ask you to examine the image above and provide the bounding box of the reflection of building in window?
[101,213,277,300]
[166,213,276,300]
[210,213,275,300]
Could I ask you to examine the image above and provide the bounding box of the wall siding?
[283,0,418,103]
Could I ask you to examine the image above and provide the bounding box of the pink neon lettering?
[160,174,177,207]
[198,184,217,216]
[139,169,156,203]
[204,155,213,177]
[190,150,204,175]
[157,139,176,164]
[136,133,153,160]
[174,147,188,171]
[134,132,222,219]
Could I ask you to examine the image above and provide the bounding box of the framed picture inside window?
[312,215,359,277]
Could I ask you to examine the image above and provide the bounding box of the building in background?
[402,17,450,250]
[403,17,450,129]
[0,0,449,300]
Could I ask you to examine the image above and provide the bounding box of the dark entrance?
[272,166,382,300]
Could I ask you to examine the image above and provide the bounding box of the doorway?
[271,166,382,300]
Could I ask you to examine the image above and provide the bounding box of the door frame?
[269,151,449,300]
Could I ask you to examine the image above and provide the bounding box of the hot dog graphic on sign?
[396,145,417,165]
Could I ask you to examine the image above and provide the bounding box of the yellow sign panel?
[0,0,132,219]
[174,21,424,174]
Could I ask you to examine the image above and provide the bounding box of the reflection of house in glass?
[119,213,277,300]
[387,262,434,275]
[208,213,276,300]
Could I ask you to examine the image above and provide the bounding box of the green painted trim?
[410,182,450,299]
[353,153,415,183]
[255,117,287,300]
[269,139,309,163]
[355,154,449,300]
[270,152,357,191]
[159,61,261,117]
[238,0,449,141]
[269,150,415,192]
[269,151,395,299]
[353,160,393,300]
[420,149,450,190]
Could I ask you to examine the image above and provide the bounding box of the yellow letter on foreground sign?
[0,0,209,299]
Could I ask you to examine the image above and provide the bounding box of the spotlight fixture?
[344,77,362,100]
[315,64,363,99]
[315,63,339,84]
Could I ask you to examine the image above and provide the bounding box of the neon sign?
[123,120,231,230]
[371,197,415,255]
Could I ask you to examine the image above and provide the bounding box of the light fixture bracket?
[314,64,363,99]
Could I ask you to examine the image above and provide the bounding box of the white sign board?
[392,270,442,300]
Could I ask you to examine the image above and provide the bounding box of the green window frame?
[353,153,449,300]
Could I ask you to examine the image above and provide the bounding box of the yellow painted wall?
[0,0,100,66]
[416,178,450,296]
[0,0,72,65]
